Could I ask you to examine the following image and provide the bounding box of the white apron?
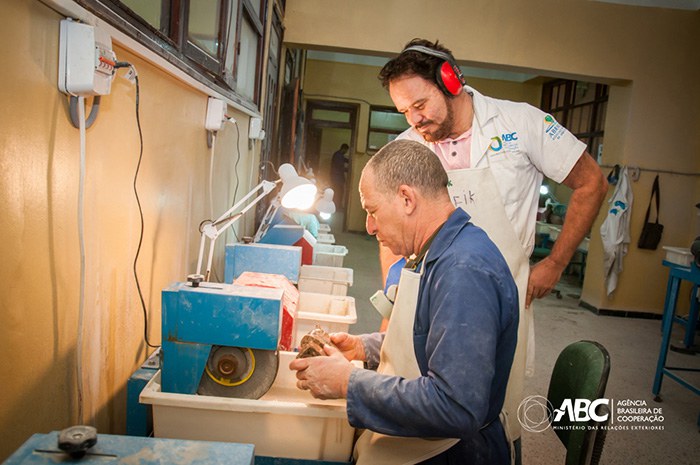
[354,265,459,464]
[446,163,533,446]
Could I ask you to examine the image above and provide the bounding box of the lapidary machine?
[160,280,285,399]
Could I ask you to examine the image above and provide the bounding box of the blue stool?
[652,261,700,403]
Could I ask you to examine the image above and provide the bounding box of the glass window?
[188,0,221,56]
[367,107,410,153]
[370,110,409,131]
[312,109,350,123]
[85,0,267,108]
[236,16,259,101]
[248,0,263,20]
[120,0,163,29]
[541,79,608,156]
[223,2,240,85]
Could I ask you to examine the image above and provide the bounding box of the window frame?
[366,105,410,154]
[541,79,609,156]
[74,0,266,111]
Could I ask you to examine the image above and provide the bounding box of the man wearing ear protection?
[377,38,608,461]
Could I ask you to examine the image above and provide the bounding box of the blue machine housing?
[224,242,302,283]
[161,282,284,395]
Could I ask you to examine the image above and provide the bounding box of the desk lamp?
[316,188,336,220]
[189,163,316,284]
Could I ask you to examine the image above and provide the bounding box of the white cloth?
[600,167,633,296]
[399,85,586,257]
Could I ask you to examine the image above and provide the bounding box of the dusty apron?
[446,163,533,448]
[354,265,459,464]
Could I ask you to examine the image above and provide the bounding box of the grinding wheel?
[197,345,279,399]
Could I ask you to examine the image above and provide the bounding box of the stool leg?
[683,285,699,348]
[654,276,681,399]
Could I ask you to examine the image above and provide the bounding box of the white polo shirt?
[398,85,585,256]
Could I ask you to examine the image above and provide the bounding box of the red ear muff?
[439,61,463,96]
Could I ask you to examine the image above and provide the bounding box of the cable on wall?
[209,132,217,221]
[229,117,242,242]
[69,96,101,129]
[115,61,159,349]
[76,95,87,425]
[208,117,240,282]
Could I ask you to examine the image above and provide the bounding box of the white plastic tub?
[318,224,331,233]
[316,233,336,244]
[314,244,348,267]
[295,292,357,345]
[663,246,693,267]
[298,265,354,296]
[140,351,354,462]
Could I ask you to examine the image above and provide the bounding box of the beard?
[417,95,456,143]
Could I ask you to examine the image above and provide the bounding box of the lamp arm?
[195,179,279,281]
[211,180,277,229]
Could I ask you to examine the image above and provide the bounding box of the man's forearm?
[550,155,608,267]
[549,192,600,268]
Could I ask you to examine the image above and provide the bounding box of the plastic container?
[318,224,331,233]
[662,246,693,267]
[316,233,336,244]
[298,265,354,296]
[314,244,349,267]
[295,292,357,345]
[140,351,355,462]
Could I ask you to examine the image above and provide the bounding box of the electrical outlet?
[249,117,265,140]
[205,97,227,131]
[58,19,116,96]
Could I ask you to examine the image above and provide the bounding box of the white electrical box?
[58,19,116,96]
[205,97,227,131]
[249,117,265,140]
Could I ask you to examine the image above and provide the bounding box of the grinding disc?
[197,346,279,399]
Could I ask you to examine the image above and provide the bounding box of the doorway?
[537,78,609,294]
[303,100,358,231]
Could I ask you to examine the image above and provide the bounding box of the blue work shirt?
[348,208,519,465]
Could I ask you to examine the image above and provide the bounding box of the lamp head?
[316,188,336,220]
[278,163,317,210]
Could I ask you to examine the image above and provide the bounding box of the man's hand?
[330,332,366,361]
[527,256,565,307]
[527,152,607,308]
[289,345,356,399]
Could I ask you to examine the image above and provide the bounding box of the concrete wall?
[0,0,262,459]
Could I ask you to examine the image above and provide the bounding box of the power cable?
[115,61,159,349]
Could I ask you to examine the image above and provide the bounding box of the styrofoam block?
[140,352,355,462]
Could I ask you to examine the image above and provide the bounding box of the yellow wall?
[0,0,261,458]
[286,0,700,315]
